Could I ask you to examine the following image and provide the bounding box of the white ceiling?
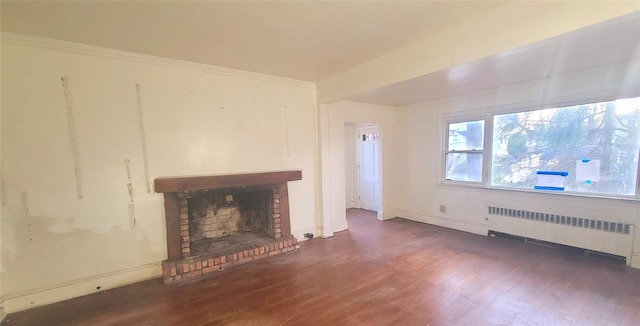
[347,12,640,106]
[0,0,506,82]
[2,1,638,106]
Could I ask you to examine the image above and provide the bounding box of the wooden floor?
[4,209,640,325]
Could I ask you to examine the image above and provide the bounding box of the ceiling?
[0,0,506,82]
[2,1,638,106]
[347,12,640,106]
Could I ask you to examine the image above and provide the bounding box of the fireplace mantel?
[154,170,302,193]
[155,171,302,282]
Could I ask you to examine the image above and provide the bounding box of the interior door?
[357,126,381,211]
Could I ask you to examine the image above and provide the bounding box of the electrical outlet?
[439,205,446,213]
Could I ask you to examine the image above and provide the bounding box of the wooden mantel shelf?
[154,170,302,193]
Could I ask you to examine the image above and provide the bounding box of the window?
[443,96,640,197]
[445,120,484,182]
[362,132,379,141]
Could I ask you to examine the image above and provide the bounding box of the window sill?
[437,181,639,202]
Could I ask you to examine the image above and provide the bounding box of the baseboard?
[380,209,400,220]
[632,254,640,269]
[292,226,318,242]
[396,209,487,236]
[320,225,334,238]
[346,200,356,209]
[332,219,349,233]
[3,262,162,314]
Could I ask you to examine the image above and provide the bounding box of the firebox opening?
[187,186,275,257]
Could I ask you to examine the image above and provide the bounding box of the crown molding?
[1,32,316,90]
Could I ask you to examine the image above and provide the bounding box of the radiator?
[486,205,635,265]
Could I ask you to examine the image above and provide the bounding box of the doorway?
[357,125,381,211]
[344,123,381,215]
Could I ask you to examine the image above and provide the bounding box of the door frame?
[354,124,381,214]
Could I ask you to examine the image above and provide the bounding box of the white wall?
[0,35,318,312]
[396,62,640,265]
[320,101,398,236]
[0,35,4,320]
[344,123,357,209]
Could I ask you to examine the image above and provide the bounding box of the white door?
[357,126,381,211]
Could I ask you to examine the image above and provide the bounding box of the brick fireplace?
[155,171,302,282]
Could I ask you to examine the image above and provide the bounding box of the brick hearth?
[162,236,297,282]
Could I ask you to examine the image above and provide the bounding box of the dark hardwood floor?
[4,209,640,325]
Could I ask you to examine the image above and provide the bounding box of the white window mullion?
[483,115,494,187]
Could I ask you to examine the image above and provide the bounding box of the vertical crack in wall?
[135,84,151,194]
[284,105,290,157]
[20,191,29,217]
[61,77,84,199]
[1,172,6,206]
[125,159,136,230]
[128,203,136,230]
[124,158,132,180]
[127,183,135,203]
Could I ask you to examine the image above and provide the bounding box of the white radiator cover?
[486,203,635,265]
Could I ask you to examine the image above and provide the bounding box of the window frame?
[440,96,640,200]
[442,115,491,185]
